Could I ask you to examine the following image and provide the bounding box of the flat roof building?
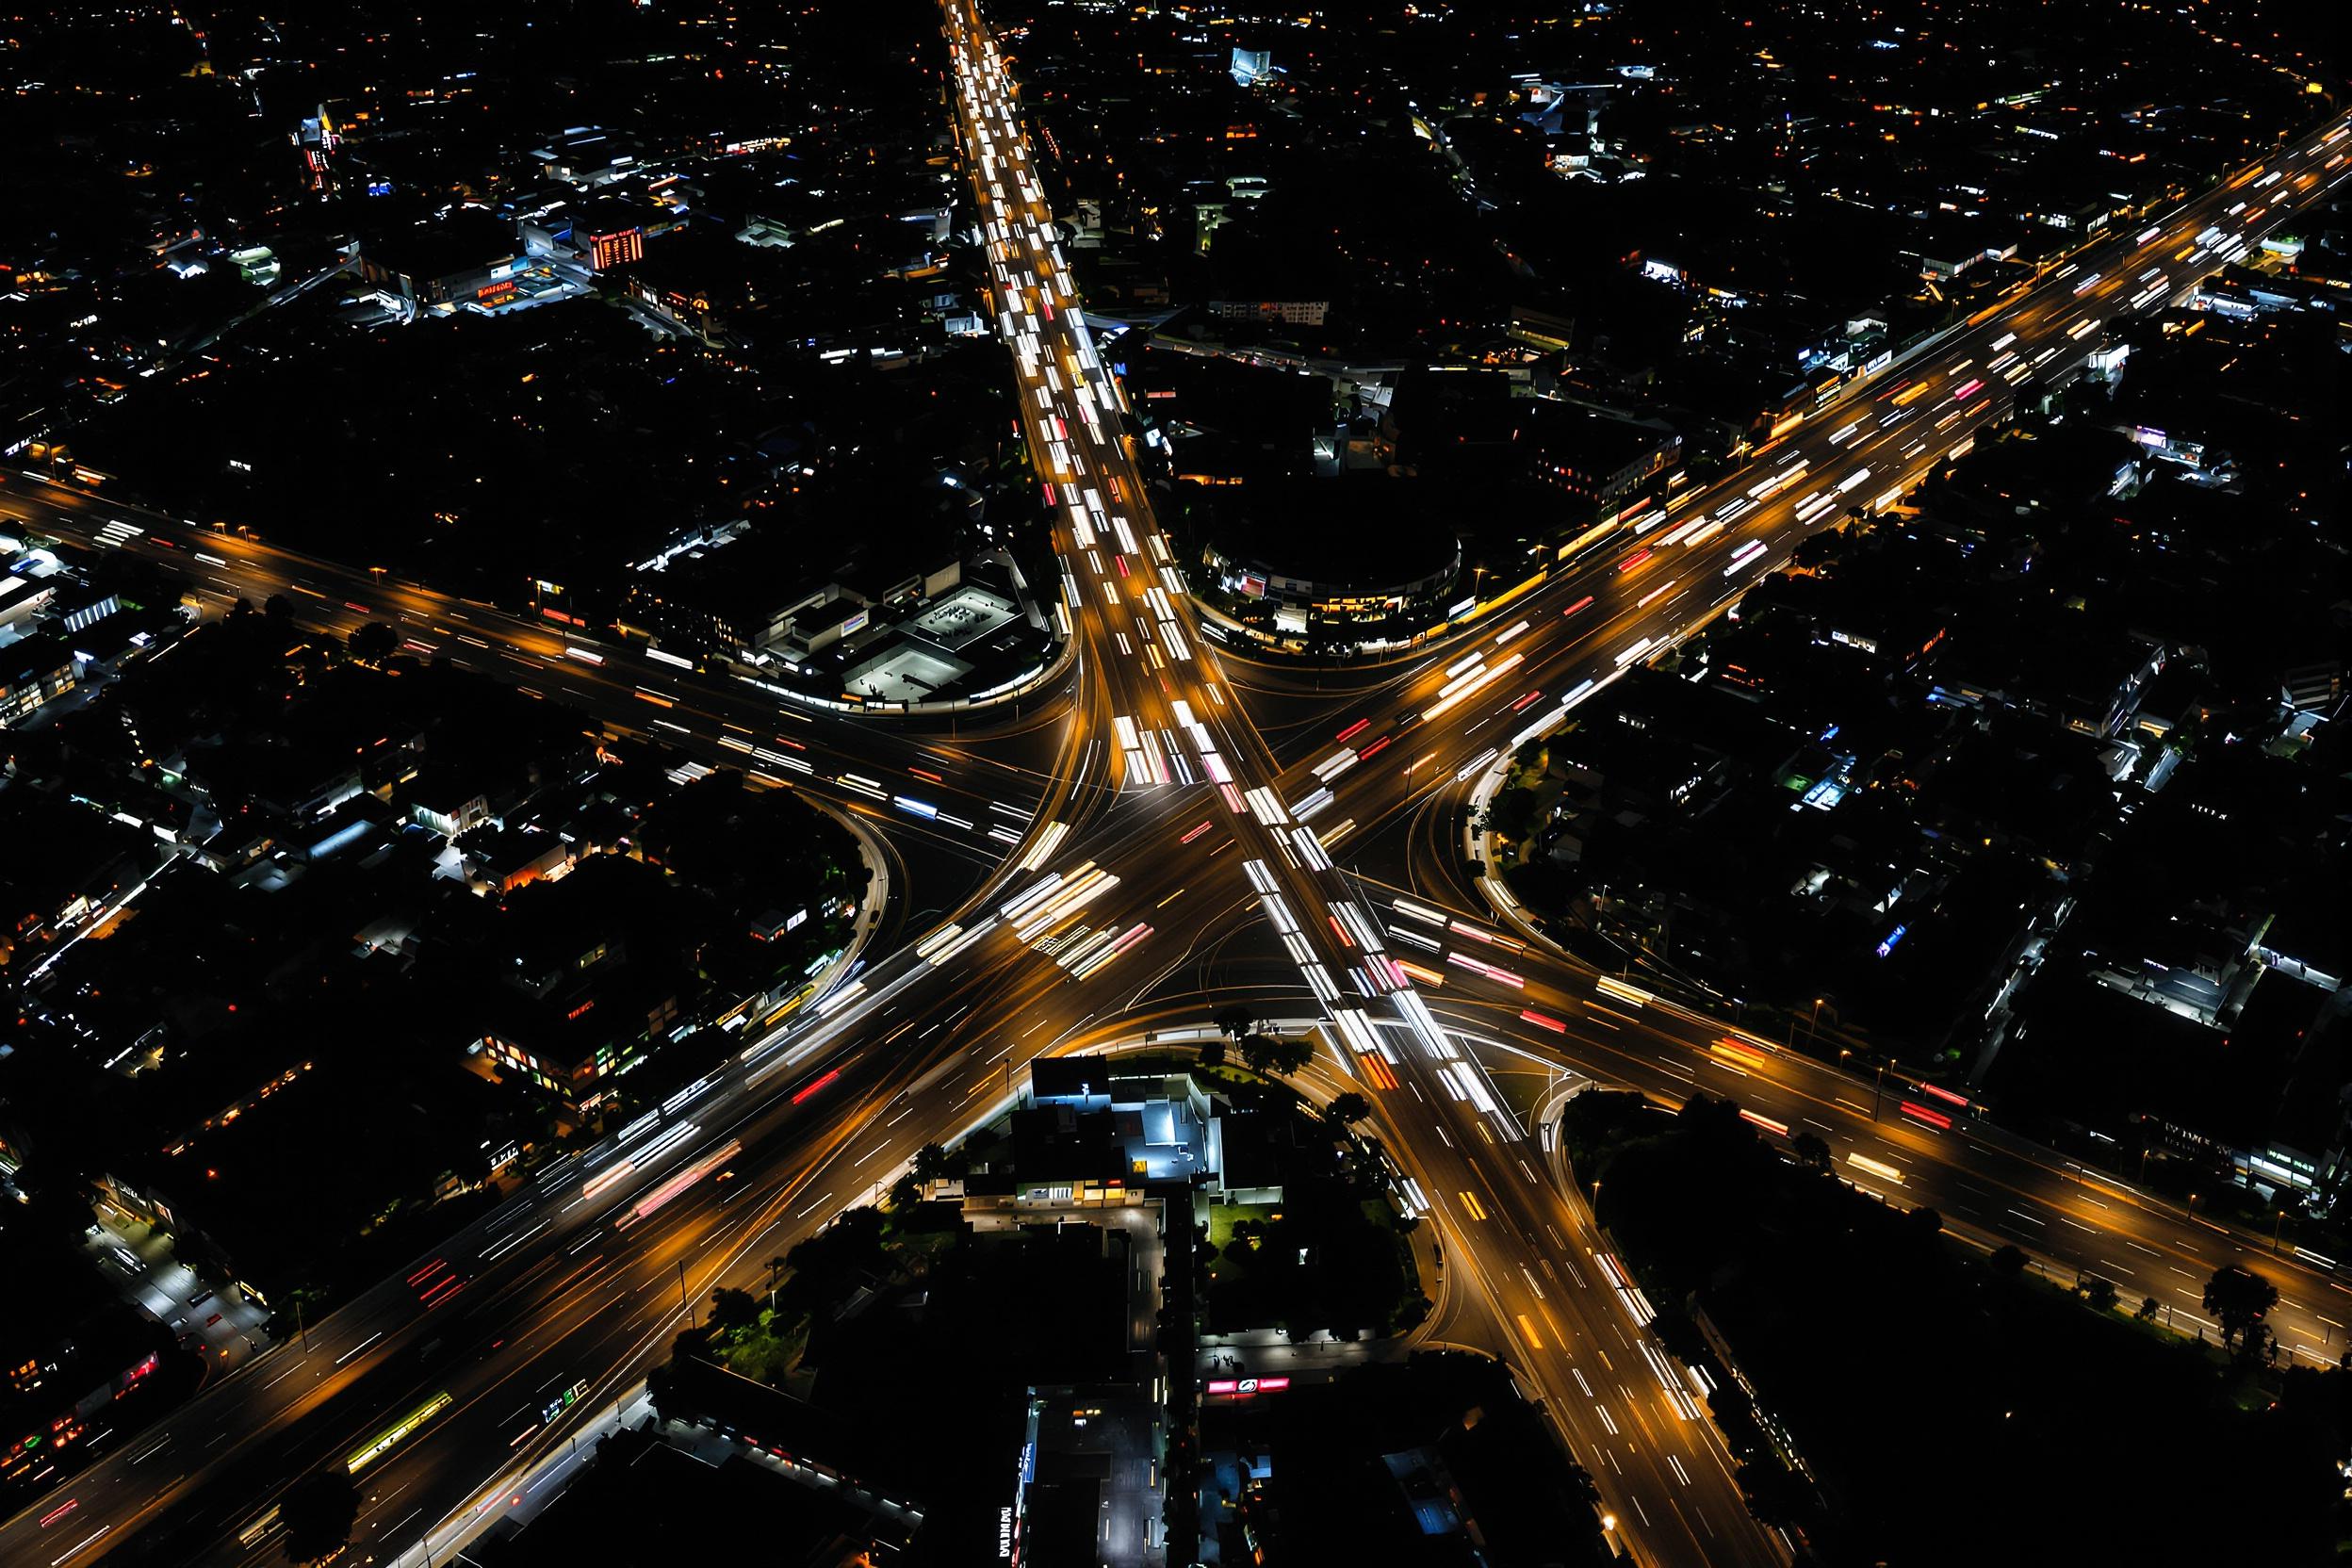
[1529,403,1682,514]
[357,211,531,309]
[0,632,76,727]
[1200,478,1462,620]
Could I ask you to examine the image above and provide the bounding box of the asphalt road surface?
[1,34,2343,1567]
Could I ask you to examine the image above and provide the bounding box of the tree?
[777,1205,889,1319]
[1213,1004,1256,1039]
[278,1467,360,1564]
[1899,1206,1944,1252]
[1198,1036,1228,1069]
[2202,1266,2278,1353]
[1988,1244,2029,1279]
[2137,1296,2161,1322]
[1486,785,1542,842]
[887,1173,923,1212]
[911,1141,959,1184]
[1737,1458,1813,1530]
[2082,1276,2118,1313]
[1238,1034,1313,1076]
[347,621,398,663]
[1789,531,1843,571]
[1266,1035,1314,1074]
[1788,1131,1832,1170]
[1325,1092,1372,1127]
[709,1287,760,1333]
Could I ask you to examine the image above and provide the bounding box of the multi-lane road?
[946,15,1788,1557]
[1,15,2345,1563]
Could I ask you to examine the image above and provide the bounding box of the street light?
[1840,1043,1886,1119]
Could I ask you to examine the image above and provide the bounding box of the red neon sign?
[1204,1375,1291,1396]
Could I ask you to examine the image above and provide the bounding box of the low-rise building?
[0,633,76,726]
[1199,478,1462,625]
[1206,298,1328,326]
[356,212,538,310]
[1529,403,1682,515]
[624,529,962,666]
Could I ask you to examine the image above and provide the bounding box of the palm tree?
[911,1142,956,1184]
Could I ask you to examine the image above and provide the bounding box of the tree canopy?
[278,1468,359,1565]
[2202,1265,2278,1352]
[1237,1033,1314,1076]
